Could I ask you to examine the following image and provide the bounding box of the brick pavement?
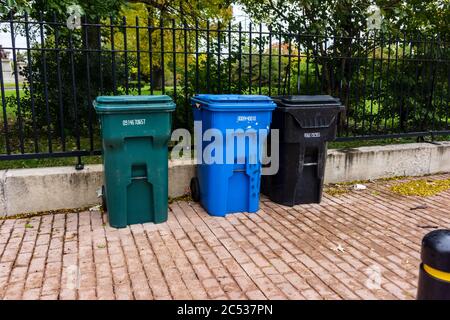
[1,173,449,300]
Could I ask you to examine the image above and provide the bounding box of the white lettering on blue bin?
[237,116,256,122]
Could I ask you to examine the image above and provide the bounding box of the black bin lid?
[273,95,342,108]
[271,95,345,129]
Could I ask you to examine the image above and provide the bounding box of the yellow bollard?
[417,229,450,300]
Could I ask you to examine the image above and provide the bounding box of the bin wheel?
[190,177,200,202]
[101,185,107,211]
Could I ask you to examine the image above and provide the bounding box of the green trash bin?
[93,95,176,228]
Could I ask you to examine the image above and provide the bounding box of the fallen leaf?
[417,225,438,229]
[332,244,345,253]
[410,204,428,210]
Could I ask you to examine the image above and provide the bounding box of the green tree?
[237,0,449,132]
[115,2,232,89]
[237,0,448,93]
[9,0,234,142]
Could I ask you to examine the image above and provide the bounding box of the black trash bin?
[261,95,345,206]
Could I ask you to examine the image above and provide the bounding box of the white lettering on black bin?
[304,132,321,138]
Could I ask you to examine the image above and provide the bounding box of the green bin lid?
[93,95,176,114]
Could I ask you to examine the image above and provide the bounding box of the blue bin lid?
[192,94,276,111]
[93,95,175,114]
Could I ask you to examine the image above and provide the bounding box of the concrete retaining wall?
[1,142,449,217]
[325,142,450,183]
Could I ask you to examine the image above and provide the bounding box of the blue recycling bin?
[190,94,276,217]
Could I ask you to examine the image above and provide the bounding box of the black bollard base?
[417,263,450,300]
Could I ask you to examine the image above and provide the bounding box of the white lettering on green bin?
[122,119,146,126]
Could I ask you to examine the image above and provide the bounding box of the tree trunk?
[151,65,163,90]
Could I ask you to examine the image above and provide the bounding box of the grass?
[3,82,23,89]
[0,136,103,170]
[126,84,173,96]
[1,89,25,118]
[0,155,103,170]
[3,89,24,98]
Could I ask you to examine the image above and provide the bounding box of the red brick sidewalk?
[1,174,449,300]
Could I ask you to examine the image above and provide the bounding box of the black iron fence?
[0,14,449,162]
